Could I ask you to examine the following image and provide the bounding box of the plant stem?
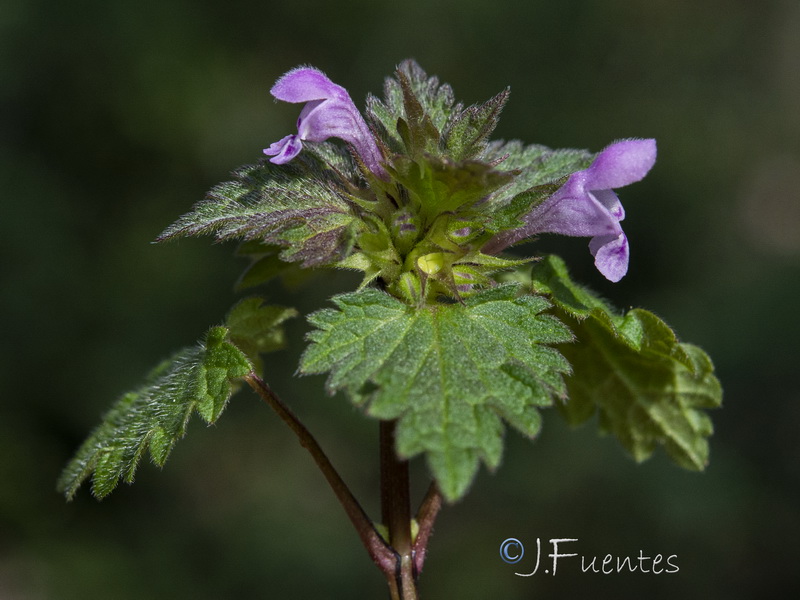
[246,373,444,599]
[380,420,418,600]
[413,482,443,574]
[244,373,395,573]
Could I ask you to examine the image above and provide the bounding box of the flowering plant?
[59,61,721,599]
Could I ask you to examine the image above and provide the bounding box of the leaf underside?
[530,255,722,469]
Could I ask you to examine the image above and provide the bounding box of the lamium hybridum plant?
[59,60,722,599]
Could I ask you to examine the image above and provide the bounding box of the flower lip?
[264,134,303,164]
[590,233,629,283]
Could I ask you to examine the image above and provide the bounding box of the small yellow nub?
[417,253,446,275]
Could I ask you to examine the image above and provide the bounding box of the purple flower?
[264,67,386,177]
[487,139,656,282]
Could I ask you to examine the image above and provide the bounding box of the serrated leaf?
[195,327,253,422]
[529,255,723,470]
[528,254,613,319]
[300,284,573,501]
[395,60,458,132]
[366,60,458,157]
[481,141,594,212]
[389,155,513,227]
[304,141,361,180]
[58,327,253,500]
[226,297,298,375]
[465,143,597,236]
[484,181,562,233]
[156,150,362,268]
[397,67,442,156]
[443,88,510,161]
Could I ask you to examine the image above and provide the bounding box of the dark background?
[3,0,799,598]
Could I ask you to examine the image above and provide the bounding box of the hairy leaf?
[226,297,298,375]
[367,61,511,167]
[366,59,458,155]
[443,88,510,161]
[156,149,362,268]
[59,297,297,500]
[389,155,513,227]
[396,66,443,157]
[527,254,613,319]
[530,255,723,469]
[300,284,573,501]
[483,141,594,198]
[234,241,297,291]
[58,327,252,499]
[452,142,594,236]
[483,181,562,233]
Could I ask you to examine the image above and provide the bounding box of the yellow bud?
[417,253,446,275]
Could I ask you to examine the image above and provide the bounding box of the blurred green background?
[3,0,799,598]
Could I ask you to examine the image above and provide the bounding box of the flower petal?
[298,100,363,143]
[591,189,625,221]
[526,186,622,238]
[590,233,629,282]
[584,139,657,190]
[270,67,347,103]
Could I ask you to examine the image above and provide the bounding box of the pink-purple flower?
[264,67,386,177]
[487,139,657,282]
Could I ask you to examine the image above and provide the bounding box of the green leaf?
[529,255,723,470]
[396,66,443,157]
[156,149,362,268]
[527,254,614,319]
[390,155,513,226]
[234,241,298,291]
[367,61,509,164]
[226,297,298,374]
[483,181,562,233]
[300,284,573,501]
[366,60,458,157]
[443,88,510,161]
[483,141,594,195]
[304,141,361,180]
[59,326,253,500]
[456,142,595,236]
[234,241,320,292]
